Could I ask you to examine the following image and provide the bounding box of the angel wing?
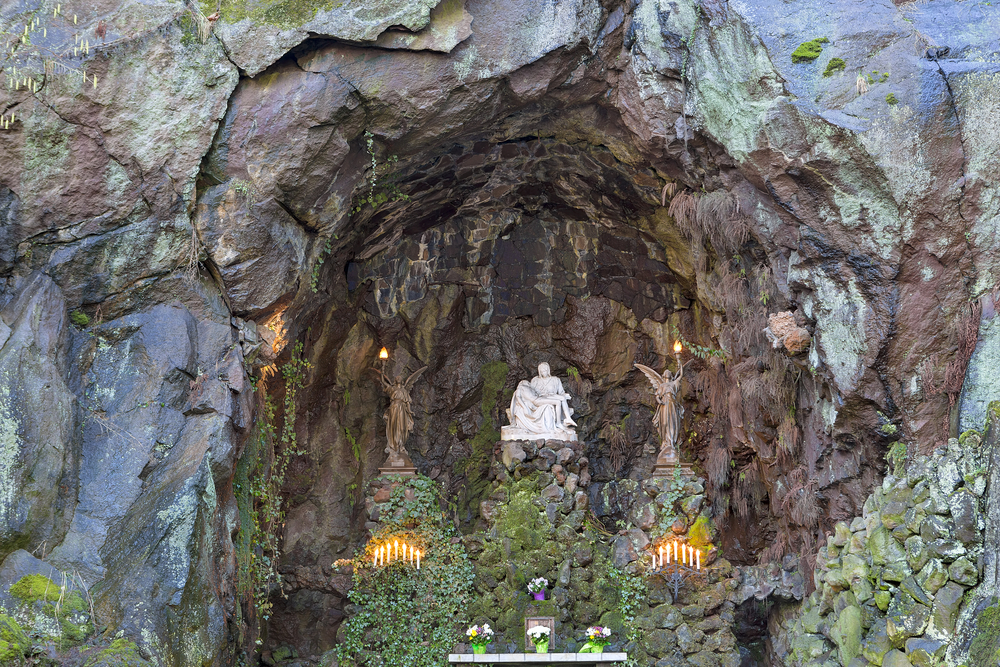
[404,365,428,391]
[633,363,666,389]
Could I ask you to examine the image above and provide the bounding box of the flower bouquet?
[466,624,494,654]
[527,577,549,601]
[526,625,551,653]
[580,626,611,653]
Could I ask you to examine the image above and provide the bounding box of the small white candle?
[682,545,687,566]
[659,546,663,568]
[417,550,421,569]
[373,549,377,567]
[394,540,399,561]
[665,545,670,565]
[674,541,678,562]
[696,550,701,570]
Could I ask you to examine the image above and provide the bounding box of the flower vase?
[472,645,487,655]
[535,640,549,654]
[532,592,545,601]
[580,642,604,653]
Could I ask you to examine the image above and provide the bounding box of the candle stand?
[649,558,704,601]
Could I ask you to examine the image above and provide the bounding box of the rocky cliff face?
[1,0,999,664]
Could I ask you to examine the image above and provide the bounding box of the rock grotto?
[1,0,1000,666]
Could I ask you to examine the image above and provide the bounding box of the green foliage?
[566,366,581,381]
[346,427,361,462]
[607,564,646,642]
[353,130,409,214]
[969,600,1000,666]
[652,466,685,535]
[791,38,828,63]
[230,178,257,208]
[310,235,335,293]
[69,310,91,327]
[7,574,93,649]
[234,341,312,644]
[823,57,846,77]
[678,336,726,361]
[337,476,474,667]
[885,92,898,105]
[885,440,907,476]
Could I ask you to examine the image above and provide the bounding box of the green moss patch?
[70,310,91,327]
[688,515,714,549]
[204,0,342,29]
[792,38,829,64]
[823,57,846,77]
[885,93,898,105]
[0,614,29,662]
[10,574,62,603]
[84,638,151,666]
[969,602,1000,666]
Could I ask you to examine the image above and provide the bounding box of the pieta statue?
[501,362,577,442]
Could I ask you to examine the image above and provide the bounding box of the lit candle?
[659,546,663,568]
[696,550,701,570]
[674,541,678,562]
[373,549,377,568]
[378,546,383,566]
[394,540,399,561]
[402,542,407,563]
[682,545,687,566]
[416,550,421,569]
[665,545,670,565]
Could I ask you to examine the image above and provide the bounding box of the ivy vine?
[234,341,311,647]
[337,476,474,667]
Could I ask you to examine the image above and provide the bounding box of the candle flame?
[673,340,682,354]
[379,347,389,360]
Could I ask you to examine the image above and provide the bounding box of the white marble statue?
[501,362,578,442]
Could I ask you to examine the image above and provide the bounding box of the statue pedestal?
[500,426,577,442]
[379,451,417,477]
[651,448,693,478]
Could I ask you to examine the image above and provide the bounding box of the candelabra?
[648,542,704,601]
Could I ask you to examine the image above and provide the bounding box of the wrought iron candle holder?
[648,542,704,601]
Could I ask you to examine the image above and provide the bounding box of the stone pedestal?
[650,449,693,478]
[379,450,417,477]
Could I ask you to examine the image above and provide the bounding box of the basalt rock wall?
[1,0,1000,664]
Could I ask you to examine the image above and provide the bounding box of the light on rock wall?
[379,347,389,360]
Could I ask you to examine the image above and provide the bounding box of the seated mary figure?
[501,362,578,442]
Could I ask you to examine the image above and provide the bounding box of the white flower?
[527,626,551,638]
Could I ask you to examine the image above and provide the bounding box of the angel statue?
[376,365,427,471]
[634,360,687,471]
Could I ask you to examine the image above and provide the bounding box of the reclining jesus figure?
[501,362,578,442]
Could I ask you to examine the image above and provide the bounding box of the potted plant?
[527,577,549,601]
[580,626,612,653]
[526,625,551,653]
[466,624,494,654]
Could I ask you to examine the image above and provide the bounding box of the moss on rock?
[0,614,29,662]
[791,38,828,63]
[823,57,846,76]
[205,0,341,28]
[969,602,1000,666]
[10,573,63,603]
[83,638,152,667]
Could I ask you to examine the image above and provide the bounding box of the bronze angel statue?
[634,361,686,463]
[377,365,427,467]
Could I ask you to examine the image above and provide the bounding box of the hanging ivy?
[337,476,474,667]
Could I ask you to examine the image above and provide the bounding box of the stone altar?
[501,362,577,442]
